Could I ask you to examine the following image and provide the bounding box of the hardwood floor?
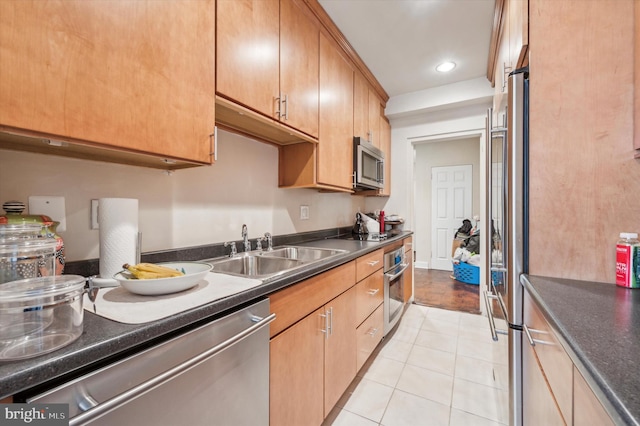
[412,268,481,314]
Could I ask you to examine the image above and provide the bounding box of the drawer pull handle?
[367,260,380,266]
[524,324,552,346]
[368,328,379,337]
[367,289,380,296]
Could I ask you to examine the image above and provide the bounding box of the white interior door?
[431,165,473,270]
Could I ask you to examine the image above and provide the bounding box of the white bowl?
[114,262,213,296]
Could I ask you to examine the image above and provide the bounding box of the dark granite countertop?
[0,231,412,400]
[523,275,640,426]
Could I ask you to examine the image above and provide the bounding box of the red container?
[379,211,385,234]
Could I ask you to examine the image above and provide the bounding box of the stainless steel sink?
[210,254,303,279]
[207,246,347,281]
[261,246,347,262]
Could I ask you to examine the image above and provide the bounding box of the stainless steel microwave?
[353,137,384,190]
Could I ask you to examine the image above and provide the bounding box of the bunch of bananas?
[123,263,185,279]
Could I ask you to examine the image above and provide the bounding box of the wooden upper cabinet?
[280,0,320,138]
[318,32,354,190]
[354,72,383,147]
[0,0,215,165]
[353,73,370,140]
[216,0,319,138]
[216,0,280,118]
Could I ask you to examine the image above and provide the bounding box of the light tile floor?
[324,304,509,426]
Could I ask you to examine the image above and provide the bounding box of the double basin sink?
[206,246,348,281]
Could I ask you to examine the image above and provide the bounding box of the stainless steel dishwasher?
[27,298,275,426]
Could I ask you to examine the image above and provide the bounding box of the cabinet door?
[324,286,357,416]
[635,0,640,152]
[573,367,615,426]
[355,271,384,326]
[318,32,354,189]
[522,337,566,426]
[353,73,370,140]
[404,250,413,303]
[270,306,325,426]
[0,0,215,163]
[216,0,279,118]
[368,92,382,148]
[280,0,319,138]
[356,304,384,371]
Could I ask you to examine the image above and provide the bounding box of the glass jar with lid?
[0,223,58,284]
[0,200,64,275]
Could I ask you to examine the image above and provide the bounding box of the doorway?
[412,132,484,313]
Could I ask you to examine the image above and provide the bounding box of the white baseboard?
[415,261,429,269]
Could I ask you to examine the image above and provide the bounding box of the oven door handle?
[68,312,276,426]
[384,263,409,281]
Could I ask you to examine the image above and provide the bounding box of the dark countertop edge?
[0,231,412,399]
[522,275,636,426]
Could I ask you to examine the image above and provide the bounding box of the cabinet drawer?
[355,271,383,326]
[269,261,355,337]
[574,366,615,426]
[523,292,572,424]
[356,304,383,371]
[403,236,413,253]
[356,249,383,282]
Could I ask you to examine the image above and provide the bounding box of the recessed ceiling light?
[436,61,456,73]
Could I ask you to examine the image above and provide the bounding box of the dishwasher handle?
[69,312,276,426]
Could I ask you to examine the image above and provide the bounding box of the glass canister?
[0,275,85,360]
[0,200,65,275]
[0,224,57,284]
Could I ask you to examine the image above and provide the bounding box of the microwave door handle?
[377,160,384,184]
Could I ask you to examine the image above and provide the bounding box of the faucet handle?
[255,237,265,251]
[224,241,237,257]
[264,232,273,251]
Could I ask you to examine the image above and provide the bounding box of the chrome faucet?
[264,232,273,251]
[242,224,251,252]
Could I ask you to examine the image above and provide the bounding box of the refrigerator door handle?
[483,291,508,341]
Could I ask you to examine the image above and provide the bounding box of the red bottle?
[379,210,385,234]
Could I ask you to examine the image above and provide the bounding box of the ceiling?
[318,0,496,99]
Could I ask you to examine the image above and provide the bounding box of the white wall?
[0,130,365,261]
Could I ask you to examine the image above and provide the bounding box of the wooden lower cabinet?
[270,306,325,426]
[324,287,357,415]
[403,237,413,303]
[522,336,566,425]
[356,304,383,371]
[573,367,615,426]
[355,270,383,325]
[269,276,357,425]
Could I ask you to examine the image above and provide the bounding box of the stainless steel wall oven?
[383,246,408,335]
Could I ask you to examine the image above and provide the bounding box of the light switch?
[28,196,66,232]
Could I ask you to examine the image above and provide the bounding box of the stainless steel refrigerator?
[484,67,529,426]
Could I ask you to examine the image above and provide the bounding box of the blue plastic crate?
[452,262,480,285]
[452,262,505,286]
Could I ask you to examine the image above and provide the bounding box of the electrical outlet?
[28,196,66,232]
[300,205,310,220]
[91,199,99,230]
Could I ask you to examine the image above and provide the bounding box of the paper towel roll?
[98,198,139,283]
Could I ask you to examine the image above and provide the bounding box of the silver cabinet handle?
[328,307,333,336]
[275,95,281,118]
[282,94,288,120]
[384,263,409,281]
[320,311,329,339]
[69,313,276,426]
[367,328,379,337]
[523,324,551,346]
[367,289,379,296]
[367,260,380,266]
